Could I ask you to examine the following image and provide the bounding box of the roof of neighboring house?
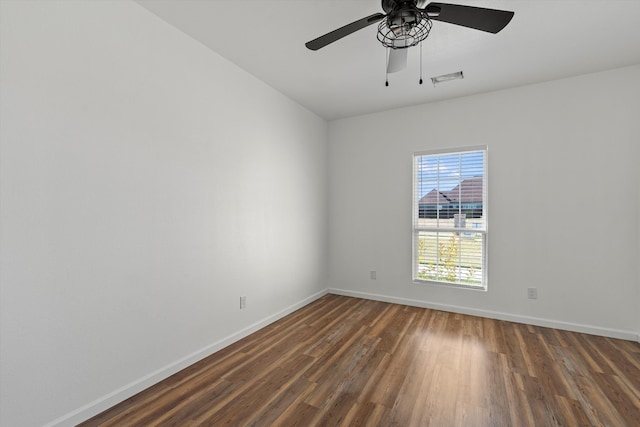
[419,177,483,205]
[419,189,453,205]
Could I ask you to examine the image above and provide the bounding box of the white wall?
[328,65,640,339]
[0,1,327,426]
[2,1,639,425]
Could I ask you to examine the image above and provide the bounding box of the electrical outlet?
[370,271,377,280]
[527,288,538,299]
[240,296,246,309]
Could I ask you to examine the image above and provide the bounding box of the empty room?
[1,1,639,426]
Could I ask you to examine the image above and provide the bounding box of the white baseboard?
[45,289,328,427]
[45,287,637,426]
[328,288,639,342]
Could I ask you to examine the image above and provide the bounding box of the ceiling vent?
[431,71,464,86]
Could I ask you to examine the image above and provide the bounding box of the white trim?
[412,278,487,292]
[45,289,328,427]
[414,227,487,234]
[413,144,487,157]
[328,288,639,342]
[412,147,488,289]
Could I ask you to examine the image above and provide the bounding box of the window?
[413,147,487,289]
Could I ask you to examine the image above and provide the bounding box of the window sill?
[412,279,487,292]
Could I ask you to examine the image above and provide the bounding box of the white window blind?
[413,147,487,289]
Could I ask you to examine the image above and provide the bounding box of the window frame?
[412,145,488,290]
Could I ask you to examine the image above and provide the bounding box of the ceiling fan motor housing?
[381,0,429,14]
[378,0,432,49]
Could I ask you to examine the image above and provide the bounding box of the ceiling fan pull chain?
[385,47,389,86]
[419,41,423,85]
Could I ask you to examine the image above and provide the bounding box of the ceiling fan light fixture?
[377,10,432,49]
[431,71,464,85]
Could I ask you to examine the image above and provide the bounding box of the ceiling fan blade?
[424,3,514,34]
[305,13,386,51]
[387,48,408,73]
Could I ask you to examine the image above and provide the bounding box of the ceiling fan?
[306,1,514,75]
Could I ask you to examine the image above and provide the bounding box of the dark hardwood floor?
[80,294,640,426]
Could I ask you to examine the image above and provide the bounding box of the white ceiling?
[136,0,640,121]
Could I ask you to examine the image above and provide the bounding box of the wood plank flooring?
[80,294,640,426]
